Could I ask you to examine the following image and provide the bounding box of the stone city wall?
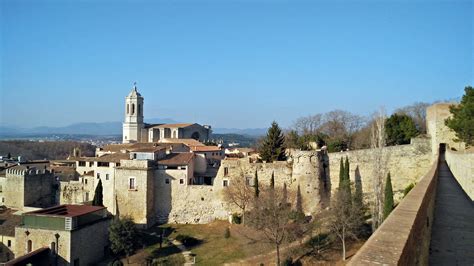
[445,148,474,201]
[328,138,432,202]
[349,155,439,265]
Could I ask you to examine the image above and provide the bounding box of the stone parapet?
[348,153,440,265]
[445,148,474,201]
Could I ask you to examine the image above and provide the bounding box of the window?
[132,104,135,115]
[127,104,129,114]
[179,179,184,184]
[7,240,11,247]
[84,179,88,185]
[106,174,109,180]
[0,185,2,192]
[98,162,109,167]
[97,173,100,179]
[223,180,229,187]
[165,179,170,184]
[78,161,86,167]
[224,167,229,177]
[27,240,32,253]
[129,177,136,190]
[89,162,93,167]
[116,163,121,167]
[85,192,89,202]
[2,197,4,203]
[138,104,141,115]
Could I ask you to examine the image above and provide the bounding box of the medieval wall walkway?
[429,155,474,265]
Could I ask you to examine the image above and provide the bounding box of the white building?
[122,84,212,144]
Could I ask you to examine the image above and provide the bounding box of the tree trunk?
[276,244,280,266]
[242,207,245,225]
[342,229,346,261]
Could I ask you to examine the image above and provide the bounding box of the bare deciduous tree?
[395,102,430,133]
[246,187,310,265]
[370,108,390,230]
[223,171,253,225]
[293,114,323,135]
[327,188,362,261]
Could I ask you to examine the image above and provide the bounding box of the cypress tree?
[254,170,260,198]
[270,171,275,189]
[383,172,394,220]
[354,166,363,207]
[338,157,345,190]
[296,184,303,214]
[92,179,103,206]
[344,156,352,205]
[282,182,287,205]
[258,121,287,162]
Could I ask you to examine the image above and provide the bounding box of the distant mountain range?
[0,119,267,137]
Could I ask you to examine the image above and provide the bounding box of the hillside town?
[0,85,472,265]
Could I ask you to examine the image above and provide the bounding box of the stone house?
[13,205,110,265]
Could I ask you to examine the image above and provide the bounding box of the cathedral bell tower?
[123,83,144,143]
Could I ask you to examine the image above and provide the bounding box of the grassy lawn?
[122,220,370,265]
[156,220,273,266]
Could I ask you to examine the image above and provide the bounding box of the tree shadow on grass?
[140,227,176,247]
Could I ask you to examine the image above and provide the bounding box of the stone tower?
[123,83,144,143]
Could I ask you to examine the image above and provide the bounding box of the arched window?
[138,104,141,115]
[132,104,135,115]
[27,240,32,253]
[127,104,129,114]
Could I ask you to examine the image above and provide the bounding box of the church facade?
[123,85,212,144]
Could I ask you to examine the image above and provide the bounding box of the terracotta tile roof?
[158,153,194,166]
[131,146,165,153]
[100,144,134,152]
[26,204,105,218]
[83,170,94,177]
[155,123,194,128]
[159,138,205,147]
[191,146,222,152]
[72,153,130,163]
[100,143,165,153]
[0,208,22,237]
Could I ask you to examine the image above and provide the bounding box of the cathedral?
[122,84,212,143]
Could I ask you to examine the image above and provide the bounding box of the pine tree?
[92,179,103,206]
[383,172,394,220]
[270,171,275,189]
[259,121,287,162]
[254,170,260,198]
[296,184,303,214]
[445,86,474,147]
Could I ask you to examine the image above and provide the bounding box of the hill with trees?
[0,140,96,160]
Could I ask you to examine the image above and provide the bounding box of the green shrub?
[282,257,293,266]
[175,234,200,247]
[108,260,123,266]
[224,227,231,239]
[232,213,242,224]
[403,183,415,197]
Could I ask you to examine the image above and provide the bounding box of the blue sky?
[1,0,472,129]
